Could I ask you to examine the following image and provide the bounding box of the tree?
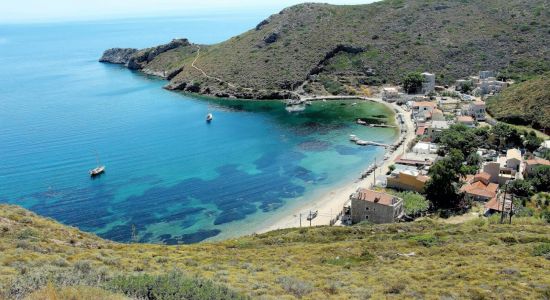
[425,149,465,209]
[509,179,533,198]
[463,152,482,174]
[458,81,473,94]
[524,131,543,153]
[398,191,429,216]
[402,72,424,94]
[530,166,550,193]
[491,123,522,150]
[437,124,479,157]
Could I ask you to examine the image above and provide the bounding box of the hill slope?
[487,74,550,130]
[1,204,550,299]
[101,0,550,99]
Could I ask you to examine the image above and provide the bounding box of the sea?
[0,14,397,244]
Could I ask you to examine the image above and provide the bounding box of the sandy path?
[259,98,415,232]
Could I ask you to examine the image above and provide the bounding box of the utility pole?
[509,195,514,224]
[500,181,509,224]
[299,213,302,227]
[373,157,377,187]
[309,210,312,227]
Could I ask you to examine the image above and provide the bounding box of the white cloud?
[0,0,376,23]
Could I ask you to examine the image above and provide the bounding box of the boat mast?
[95,150,101,166]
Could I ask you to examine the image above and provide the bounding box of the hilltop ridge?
[100,0,550,99]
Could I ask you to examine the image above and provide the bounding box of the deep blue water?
[0,15,397,243]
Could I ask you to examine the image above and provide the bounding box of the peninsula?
[100,0,549,100]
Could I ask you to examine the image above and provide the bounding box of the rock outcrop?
[127,39,190,70]
[99,48,138,64]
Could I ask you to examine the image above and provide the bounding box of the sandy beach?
[260,97,415,232]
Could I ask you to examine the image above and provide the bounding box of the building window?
[365,216,369,220]
[366,207,369,211]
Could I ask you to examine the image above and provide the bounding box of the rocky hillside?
[100,0,550,100]
[487,74,550,130]
[1,204,550,299]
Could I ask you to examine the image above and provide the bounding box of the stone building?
[349,189,404,224]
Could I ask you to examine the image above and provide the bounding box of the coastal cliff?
[99,0,550,99]
[99,48,137,64]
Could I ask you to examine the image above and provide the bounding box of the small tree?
[524,131,543,153]
[398,191,429,217]
[458,81,473,94]
[530,166,550,193]
[509,179,533,198]
[402,72,424,94]
[425,149,465,209]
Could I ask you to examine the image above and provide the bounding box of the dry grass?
[1,204,549,299]
[24,283,128,300]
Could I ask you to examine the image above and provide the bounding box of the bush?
[409,234,440,247]
[398,192,429,216]
[532,243,550,259]
[276,276,313,298]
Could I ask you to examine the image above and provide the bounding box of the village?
[336,70,550,226]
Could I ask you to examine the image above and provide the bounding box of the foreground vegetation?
[1,205,549,299]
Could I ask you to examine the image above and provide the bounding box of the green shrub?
[532,243,550,259]
[409,234,440,247]
[107,270,246,300]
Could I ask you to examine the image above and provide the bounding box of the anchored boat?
[89,151,105,177]
[89,165,105,177]
[206,113,213,122]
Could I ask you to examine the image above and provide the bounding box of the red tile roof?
[413,101,437,108]
[461,181,498,198]
[474,172,491,183]
[416,127,427,136]
[525,158,550,166]
[353,189,400,206]
[485,197,501,211]
[457,116,474,123]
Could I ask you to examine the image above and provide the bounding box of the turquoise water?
[0,16,397,243]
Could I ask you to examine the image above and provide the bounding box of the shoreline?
[258,97,414,232]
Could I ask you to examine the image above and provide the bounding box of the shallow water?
[0,16,397,243]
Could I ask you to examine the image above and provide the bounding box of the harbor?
[260,97,415,232]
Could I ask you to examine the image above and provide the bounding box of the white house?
[463,101,486,121]
[421,72,436,94]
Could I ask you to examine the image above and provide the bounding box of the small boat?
[89,151,105,177]
[285,105,306,113]
[89,165,105,177]
[356,140,368,146]
[357,119,367,125]
[306,210,318,221]
[206,113,213,122]
[349,134,358,142]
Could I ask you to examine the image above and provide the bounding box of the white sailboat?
[89,151,105,177]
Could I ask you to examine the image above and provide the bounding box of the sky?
[0,0,377,24]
